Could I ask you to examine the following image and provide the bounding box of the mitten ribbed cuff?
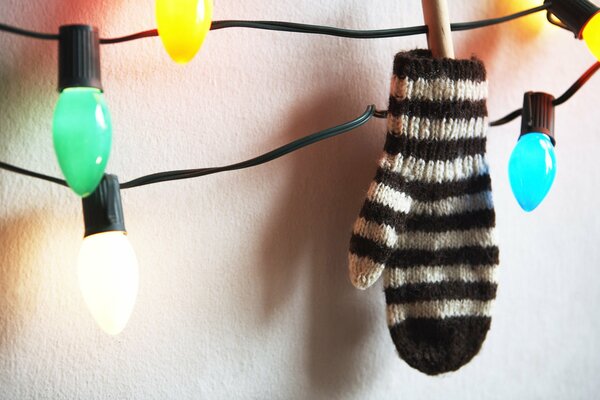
[392,49,486,82]
[384,50,489,182]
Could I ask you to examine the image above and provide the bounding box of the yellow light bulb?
[582,11,600,61]
[156,0,213,64]
[78,231,139,335]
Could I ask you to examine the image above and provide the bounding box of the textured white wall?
[0,0,599,398]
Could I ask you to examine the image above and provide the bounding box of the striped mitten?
[349,50,499,375]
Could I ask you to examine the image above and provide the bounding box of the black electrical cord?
[490,61,600,127]
[208,20,427,39]
[451,3,552,32]
[2,1,596,188]
[119,105,377,188]
[0,22,59,40]
[0,3,552,44]
[0,161,67,186]
[99,29,158,44]
[0,59,598,188]
[0,106,378,188]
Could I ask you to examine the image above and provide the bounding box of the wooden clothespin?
[421,0,455,59]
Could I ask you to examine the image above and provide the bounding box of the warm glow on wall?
[508,0,548,34]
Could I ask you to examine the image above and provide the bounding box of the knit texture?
[348,50,499,375]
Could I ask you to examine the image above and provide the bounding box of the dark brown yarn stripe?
[383,133,487,161]
[405,209,495,232]
[393,50,487,82]
[389,317,491,375]
[374,170,492,202]
[385,281,497,304]
[349,235,392,265]
[388,246,499,268]
[388,97,487,120]
[359,200,494,233]
[359,199,406,228]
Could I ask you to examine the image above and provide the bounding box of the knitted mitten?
[349,50,499,375]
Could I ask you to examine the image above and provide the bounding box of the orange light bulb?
[582,11,600,60]
[156,0,213,64]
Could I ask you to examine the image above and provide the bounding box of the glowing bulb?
[582,11,600,60]
[53,88,112,197]
[79,174,138,335]
[78,232,139,335]
[156,0,213,63]
[508,133,557,212]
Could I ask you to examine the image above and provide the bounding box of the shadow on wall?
[253,0,528,392]
[0,213,45,351]
[257,49,389,395]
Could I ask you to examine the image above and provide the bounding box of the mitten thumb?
[348,179,411,289]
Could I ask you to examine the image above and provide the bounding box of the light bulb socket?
[58,25,102,92]
[546,0,600,38]
[82,174,126,238]
[520,91,556,145]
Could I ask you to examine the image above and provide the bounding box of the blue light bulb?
[508,132,557,212]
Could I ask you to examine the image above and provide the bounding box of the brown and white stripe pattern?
[348,50,499,375]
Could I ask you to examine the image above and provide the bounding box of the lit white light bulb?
[78,231,139,335]
[79,174,138,335]
[78,232,139,335]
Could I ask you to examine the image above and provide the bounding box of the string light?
[79,175,139,335]
[156,0,213,63]
[0,3,598,334]
[508,92,557,212]
[54,25,111,197]
[546,0,600,60]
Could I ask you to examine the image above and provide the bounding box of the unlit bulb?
[508,133,557,212]
[53,87,112,197]
[78,231,139,335]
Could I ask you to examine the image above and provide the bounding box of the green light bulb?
[53,87,112,197]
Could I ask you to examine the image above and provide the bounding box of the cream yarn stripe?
[352,218,398,248]
[384,265,498,287]
[380,153,489,183]
[388,116,488,140]
[391,77,488,102]
[387,300,493,324]
[396,228,496,250]
[366,181,412,213]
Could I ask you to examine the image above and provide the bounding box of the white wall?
[0,0,599,398]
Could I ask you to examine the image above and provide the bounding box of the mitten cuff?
[387,50,488,142]
[392,49,486,83]
[383,50,489,179]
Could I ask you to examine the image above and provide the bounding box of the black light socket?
[520,91,556,145]
[58,24,102,92]
[82,174,126,238]
[546,0,600,38]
